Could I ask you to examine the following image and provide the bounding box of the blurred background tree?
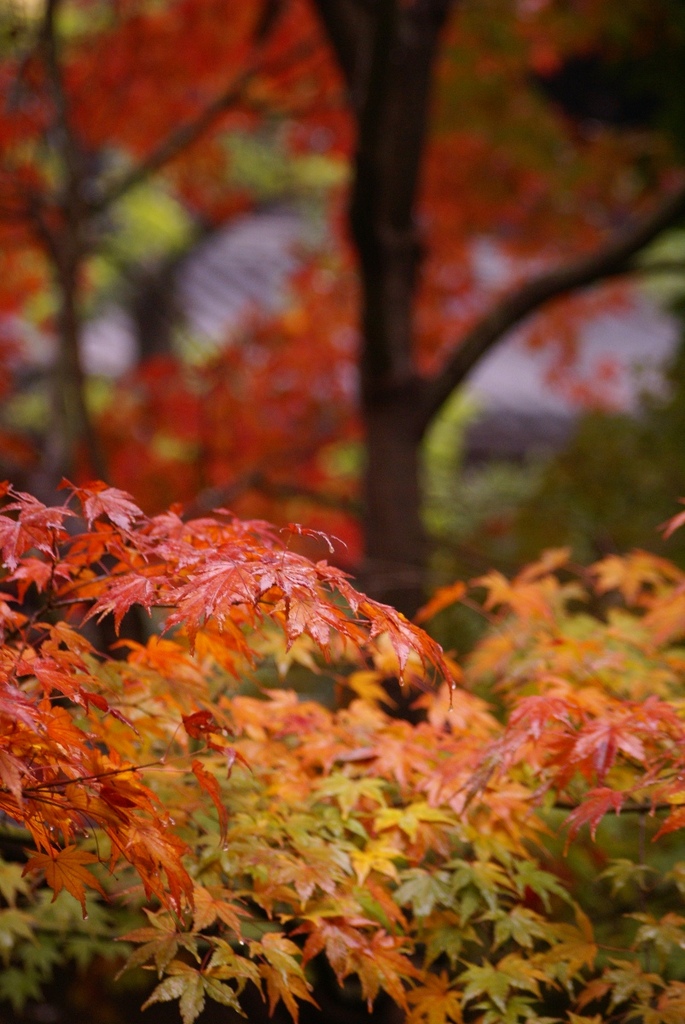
[1,0,685,616]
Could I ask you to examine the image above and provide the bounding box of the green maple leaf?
[423,911,479,968]
[142,964,210,1024]
[513,861,572,911]
[202,976,244,1013]
[394,869,453,917]
[461,956,547,1016]
[601,959,660,1011]
[629,912,685,956]
[142,974,188,1016]
[0,966,43,1013]
[0,860,30,907]
[0,908,36,965]
[478,993,539,1023]
[490,906,555,950]
[461,963,511,1013]
[179,973,205,1024]
[449,858,515,914]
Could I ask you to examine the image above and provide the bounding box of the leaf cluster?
[5,484,685,1023]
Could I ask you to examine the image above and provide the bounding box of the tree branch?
[89,65,258,214]
[90,28,317,214]
[416,182,685,436]
[631,258,685,277]
[183,470,360,521]
[552,798,672,816]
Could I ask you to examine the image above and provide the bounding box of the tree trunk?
[50,242,107,482]
[362,381,426,614]
[33,0,107,489]
[313,0,453,615]
[313,0,685,619]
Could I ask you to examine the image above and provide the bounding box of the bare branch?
[416,182,685,436]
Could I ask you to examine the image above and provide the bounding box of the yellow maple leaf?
[345,670,390,705]
[350,839,403,885]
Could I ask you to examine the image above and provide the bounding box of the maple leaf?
[629,912,685,957]
[142,964,207,1024]
[0,490,73,571]
[460,955,547,1014]
[655,805,685,839]
[643,587,685,644]
[375,801,456,843]
[69,482,145,532]
[516,547,572,583]
[299,917,366,977]
[0,748,29,805]
[473,570,557,621]
[350,838,403,885]
[344,669,390,704]
[393,868,453,918]
[407,971,464,1024]
[10,556,61,597]
[192,886,245,935]
[592,551,683,606]
[163,558,273,644]
[661,500,685,540]
[564,787,626,844]
[415,581,466,624]
[23,847,106,918]
[183,710,219,739]
[118,823,193,913]
[353,931,417,1010]
[253,932,317,1022]
[599,858,655,897]
[594,959,662,1012]
[85,574,156,631]
[118,909,199,978]
[191,760,228,843]
[651,981,685,1024]
[315,773,387,819]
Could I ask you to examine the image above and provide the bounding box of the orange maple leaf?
[191,760,228,842]
[23,845,107,917]
[415,581,466,624]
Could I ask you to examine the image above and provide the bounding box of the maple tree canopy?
[1,482,685,1023]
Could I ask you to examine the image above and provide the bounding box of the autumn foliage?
[2,0,685,589]
[1,482,685,1022]
[4,2,685,1021]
